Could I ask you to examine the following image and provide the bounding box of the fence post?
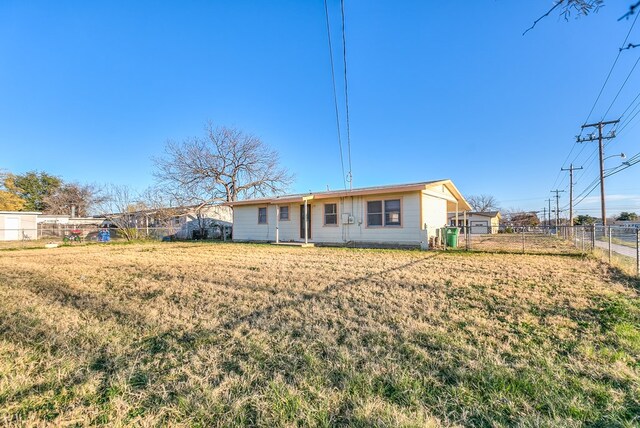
[522,228,525,254]
[592,226,596,251]
[582,227,585,252]
[608,228,612,263]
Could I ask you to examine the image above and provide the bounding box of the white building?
[0,211,40,241]
[448,211,501,234]
[225,180,471,248]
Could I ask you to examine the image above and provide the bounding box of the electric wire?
[553,12,640,195]
[323,0,347,191]
[340,0,353,188]
[584,11,640,126]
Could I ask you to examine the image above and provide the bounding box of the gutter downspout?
[276,205,280,244]
[304,200,308,245]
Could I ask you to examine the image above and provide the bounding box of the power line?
[584,11,640,126]
[617,102,640,133]
[572,152,640,208]
[555,11,640,190]
[601,54,640,120]
[576,120,619,227]
[340,0,353,189]
[323,0,347,191]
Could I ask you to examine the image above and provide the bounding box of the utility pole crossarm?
[551,189,565,229]
[560,164,583,229]
[577,119,619,228]
[581,119,620,128]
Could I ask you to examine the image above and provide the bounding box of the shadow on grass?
[443,248,587,258]
[221,253,442,330]
[1,247,639,425]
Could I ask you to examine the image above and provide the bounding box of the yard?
[0,241,638,426]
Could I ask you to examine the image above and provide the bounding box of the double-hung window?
[324,203,337,225]
[258,207,267,224]
[384,200,401,226]
[367,199,401,227]
[279,206,289,221]
[367,201,383,226]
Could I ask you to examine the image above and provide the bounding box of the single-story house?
[102,203,233,240]
[37,215,105,226]
[0,211,40,241]
[37,215,106,240]
[448,211,501,234]
[225,180,471,248]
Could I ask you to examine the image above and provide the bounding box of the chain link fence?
[0,223,233,249]
[439,224,639,276]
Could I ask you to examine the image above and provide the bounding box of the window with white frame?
[258,207,267,224]
[279,206,289,221]
[324,203,337,225]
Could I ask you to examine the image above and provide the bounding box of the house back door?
[300,204,311,240]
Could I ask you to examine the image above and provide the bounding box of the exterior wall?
[201,205,233,223]
[421,193,448,238]
[232,204,277,242]
[0,213,39,241]
[232,190,451,247]
[448,213,500,234]
[490,215,500,231]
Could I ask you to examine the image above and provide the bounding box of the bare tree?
[467,194,499,212]
[153,124,293,207]
[42,183,104,217]
[96,184,142,241]
[523,0,603,35]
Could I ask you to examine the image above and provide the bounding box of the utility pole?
[551,190,565,228]
[560,164,583,230]
[577,119,619,228]
[542,207,547,227]
[547,198,552,230]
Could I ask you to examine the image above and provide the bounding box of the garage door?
[470,220,489,234]
[5,217,20,241]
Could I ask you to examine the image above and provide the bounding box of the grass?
[601,236,638,250]
[0,241,639,426]
[462,232,581,255]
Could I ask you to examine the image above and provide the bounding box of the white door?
[5,217,20,241]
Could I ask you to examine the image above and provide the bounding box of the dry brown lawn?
[0,241,638,427]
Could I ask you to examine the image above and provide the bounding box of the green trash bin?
[446,227,459,248]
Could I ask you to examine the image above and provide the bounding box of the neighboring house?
[0,211,40,241]
[612,220,640,228]
[448,211,501,234]
[37,215,106,240]
[225,180,471,248]
[37,215,105,226]
[103,204,233,240]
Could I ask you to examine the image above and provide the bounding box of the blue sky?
[1,1,639,217]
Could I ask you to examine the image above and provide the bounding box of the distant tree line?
[0,170,103,216]
[1,123,292,229]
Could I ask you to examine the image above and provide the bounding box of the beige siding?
[421,192,448,238]
[232,205,276,241]
[232,190,455,246]
[201,205,233,223]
